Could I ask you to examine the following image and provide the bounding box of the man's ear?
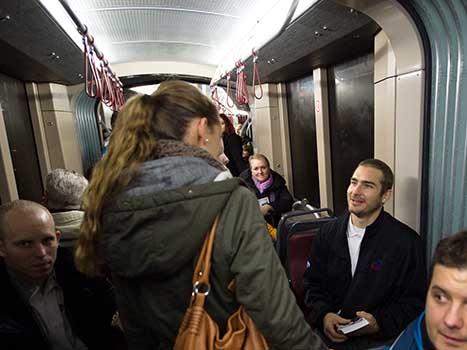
[382,188,392,204]
[55,230,61,242]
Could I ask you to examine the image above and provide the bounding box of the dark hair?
[431,230,467,275]
[358,158,394,194]
[220,113,236,136]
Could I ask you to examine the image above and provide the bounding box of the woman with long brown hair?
[75,81,325,350]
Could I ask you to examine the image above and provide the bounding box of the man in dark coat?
[303,159,426,350]
[0,200,118,350]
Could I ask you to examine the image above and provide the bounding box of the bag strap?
[190,215,220,306]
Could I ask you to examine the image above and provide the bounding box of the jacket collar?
[340,208,387,238]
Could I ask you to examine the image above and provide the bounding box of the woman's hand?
[260,204,273,216]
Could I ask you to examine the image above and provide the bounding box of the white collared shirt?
[347,217,366,277]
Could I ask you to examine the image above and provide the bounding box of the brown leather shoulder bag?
[174,216,269,350]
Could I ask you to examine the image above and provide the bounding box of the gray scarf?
[153,139,225,171]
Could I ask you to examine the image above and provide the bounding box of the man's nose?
[34,243,47,257]
[444,304,463,329]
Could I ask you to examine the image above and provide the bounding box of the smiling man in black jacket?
[303,159,426,350]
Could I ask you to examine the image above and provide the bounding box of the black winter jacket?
[303,210,426,349]
[239,169,294,227]
[223,133,247,176]
[0,249,118,350]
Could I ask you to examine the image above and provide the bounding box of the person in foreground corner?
[387,230,467,350]
[303,158,427,350]
[74,80,327,350]
[0,200,117,350]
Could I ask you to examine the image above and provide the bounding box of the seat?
[276,208,334,310]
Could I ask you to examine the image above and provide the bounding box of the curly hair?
[46,169,88,210]
[75,80,219,276]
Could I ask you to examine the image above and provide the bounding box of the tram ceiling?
[0,0,83,85]
[238,1,379,84]
[0,0,377,86]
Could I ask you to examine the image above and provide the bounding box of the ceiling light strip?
[110,40,217,49]
[76,6,240,20]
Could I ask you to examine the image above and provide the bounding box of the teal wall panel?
[410,0,467,257]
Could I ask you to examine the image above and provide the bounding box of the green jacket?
[101,154,325,350]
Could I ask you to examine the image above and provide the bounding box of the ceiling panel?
[68,0,276,66]
[113,42,220,65]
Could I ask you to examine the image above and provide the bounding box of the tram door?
[328,53,374,215]
[0,72,43,202]
[286,75,321,207]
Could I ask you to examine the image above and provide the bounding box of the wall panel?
[286,75,320,206]
[0,72,42,202]
[328,53,374,215]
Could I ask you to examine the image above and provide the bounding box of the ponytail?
[75,80,219,276]
[75,94,159,276]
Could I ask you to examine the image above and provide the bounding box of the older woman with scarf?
[74,81,326,350]
[240,154,294,228]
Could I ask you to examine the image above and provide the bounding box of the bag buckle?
[193,281,210,296]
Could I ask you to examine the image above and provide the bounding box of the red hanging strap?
[114,78,125,111]
[226,73,234,108]
[211,86,221,110]
[83,35,103,98]
[235,61,249,105]
[252,50,263,100]
[100,60,115,107]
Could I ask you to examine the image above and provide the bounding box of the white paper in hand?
[337,317,369,334]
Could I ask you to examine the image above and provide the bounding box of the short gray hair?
[46,169,88,210]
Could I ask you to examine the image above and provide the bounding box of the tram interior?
[1,0,467,348]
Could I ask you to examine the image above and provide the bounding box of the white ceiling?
[45,0,318,76]
[66,0,277,66]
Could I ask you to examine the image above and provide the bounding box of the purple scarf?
[252,174,273,194]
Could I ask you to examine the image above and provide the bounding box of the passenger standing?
[239,154,294,228]
[220,113,247,176]
[75,81,326,350]
[303,159,426,350]
[44,168,88,248]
